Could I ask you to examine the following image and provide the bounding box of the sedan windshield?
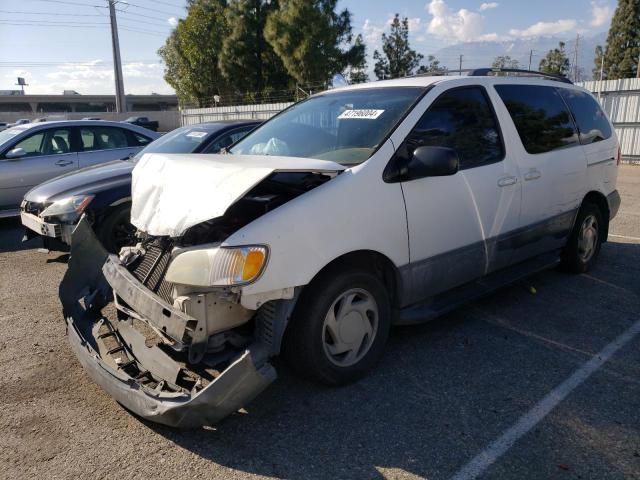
[134,125,216,159]
[230,87,424,164]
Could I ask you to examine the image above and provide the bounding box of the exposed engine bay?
[179,171,333,245]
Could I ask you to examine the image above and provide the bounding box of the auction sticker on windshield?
[186,131,208,138]
[338,109,385,120]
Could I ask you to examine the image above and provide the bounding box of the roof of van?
[331,74,585,93]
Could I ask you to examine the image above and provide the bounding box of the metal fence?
[578,78,640,163]
[180,102,293,126]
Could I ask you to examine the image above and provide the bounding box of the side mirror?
[5,147,27,160]
[406,146,459,179]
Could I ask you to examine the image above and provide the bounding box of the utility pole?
[573,34,580,83]
[598,54,605,102]
[108,0,126,113]
[459,54,463,72]
[528,50,534,70]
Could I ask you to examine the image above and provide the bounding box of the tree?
[539,42,570,77]
[601,0,640,79]
[158,0,229,106]
[218,0,292,93]
[264,0,363,85]
[492,55,520,69]
[373,14,423,79]
[592,45,606,81]
[416,55,447,75]
[346,34,368,83]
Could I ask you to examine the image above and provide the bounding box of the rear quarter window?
[558,89,612,144]
[494,84,579,154]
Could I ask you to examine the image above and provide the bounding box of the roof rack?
[415,68,573,84]
[466,68,573,84]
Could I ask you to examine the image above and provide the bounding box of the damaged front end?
[60,154,343,427]
[60,218,277,428]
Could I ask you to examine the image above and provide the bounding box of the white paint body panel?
[130,153,345,237]
[224,141,410,296]
[390,80,522,272]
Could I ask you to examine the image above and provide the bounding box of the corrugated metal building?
[578,78,640,163]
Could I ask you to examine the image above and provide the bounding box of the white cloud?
[362,18,386,45]
[168,17,178,27]
[479,2,498,11]
[426,0,497,42]
[590,2,613,27]
[407,17,422,33]
[1,61,173,95]
[509,19,577,38]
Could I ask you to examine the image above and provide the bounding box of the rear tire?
[561,202,604,273]
[283,267,391,386]
[96,204,136,254]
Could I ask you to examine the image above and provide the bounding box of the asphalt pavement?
[0,166,638,479]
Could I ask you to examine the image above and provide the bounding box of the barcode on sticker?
[338,109,384,120]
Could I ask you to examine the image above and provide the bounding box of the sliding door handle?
[55,159,74,166]
[497,175,518,187]
[524,170,541,181]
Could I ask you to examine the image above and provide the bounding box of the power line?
[117,16,171,29]
[115,1,182,17]
[21,0,105,8]
[119,26,167,37]
[0,21,109,28]
[0,19,108,25]
[0,9,105,16]
[116,8,174,23]
[126,0,186,10]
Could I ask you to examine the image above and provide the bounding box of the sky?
[0,0,616,95]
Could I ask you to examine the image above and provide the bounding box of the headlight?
[40,194,94,222]
[164,245,268,287]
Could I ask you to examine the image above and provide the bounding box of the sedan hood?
[131,153,345,237]
[25,160,134,203]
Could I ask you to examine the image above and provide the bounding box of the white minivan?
[61,70,620,427]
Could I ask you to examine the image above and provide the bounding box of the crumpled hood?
[131,153,345,237]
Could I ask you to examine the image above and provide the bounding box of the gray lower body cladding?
[59,217,276,428]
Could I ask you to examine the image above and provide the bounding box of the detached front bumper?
[21,210,74,245]
[60,217,276,428]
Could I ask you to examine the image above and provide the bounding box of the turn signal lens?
[242,249,266,281]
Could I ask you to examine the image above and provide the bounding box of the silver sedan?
[0,120,160,217]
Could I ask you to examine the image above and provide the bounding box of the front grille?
[128,240,175,304]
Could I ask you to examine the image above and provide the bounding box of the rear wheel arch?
[580,191,610,241]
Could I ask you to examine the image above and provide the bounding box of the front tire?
[95,204,136,254]
[283,268,391,385]
[561,202,604,273]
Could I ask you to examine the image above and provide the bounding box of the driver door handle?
[497,175,518,187]
[55,159,74,166]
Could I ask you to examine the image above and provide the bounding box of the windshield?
[0,126,28,145]
[230,87,424,164]
[133,125,216,159]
